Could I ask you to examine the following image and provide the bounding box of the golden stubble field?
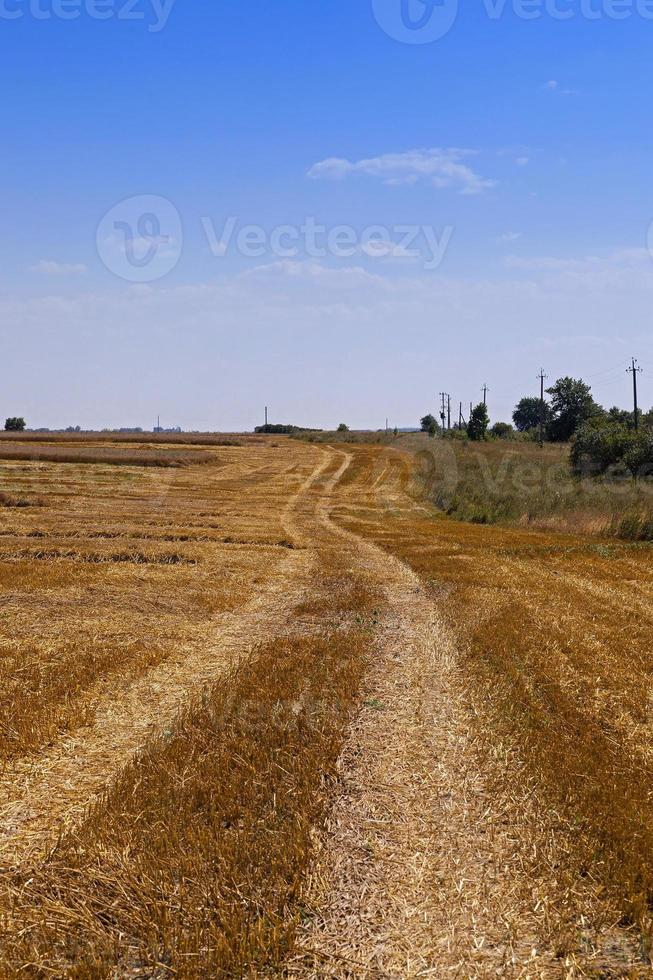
[0,434,651,976]
[331,442,653,975]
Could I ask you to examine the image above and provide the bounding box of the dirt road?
[290,443,650,978]
[0,439,648,976]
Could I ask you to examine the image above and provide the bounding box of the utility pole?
[627,358,643,430]
[459,401,463,429]
[538,369,548,447]
[264,406,268,429]
[447,394,451,431]
[481,384,489,408]
[439,392,447,436]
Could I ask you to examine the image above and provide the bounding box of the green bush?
[571,420,652,476]
[491,422,514,439]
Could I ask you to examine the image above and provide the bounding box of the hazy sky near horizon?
[2,0,653,430]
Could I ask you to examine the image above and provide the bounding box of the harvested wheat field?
[0,435,651,977]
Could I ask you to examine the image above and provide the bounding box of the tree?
[467,403,489,441]
[607,406,642,430]
[428,420,438,438]
[546,377,603,442]
[571,418,652,477]
[420,414,437,433]
[491,421,513,439]
[337,423,349,433]
[513,396,551,433]
[5,418,25,432]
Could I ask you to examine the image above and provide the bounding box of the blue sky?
[1,0,652,430]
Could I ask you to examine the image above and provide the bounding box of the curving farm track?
[0,437,650,976]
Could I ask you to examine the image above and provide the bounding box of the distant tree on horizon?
[546,377,603,442]
[491,421,513,439]
[337,423,349,433]
[4,417,25,432]
[420,414,437,433]
[468,403,489,441]
[513,396,551,433]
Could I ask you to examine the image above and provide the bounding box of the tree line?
[422,376,653,476]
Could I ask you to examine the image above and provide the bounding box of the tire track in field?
[0,447,336,867]
[291,448,564,978]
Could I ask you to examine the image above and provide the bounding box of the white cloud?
[542,79,579,96]
[307,148,496,195]
[239,259,386,288]
[515,156,529,166]
[32,260,87,276]
[505,248,653,290]
[497,232,522,244]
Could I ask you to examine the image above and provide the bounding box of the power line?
[627,358,643,431]
[537,369,548,447]
[584,363,630,382]
[439,393,452,436]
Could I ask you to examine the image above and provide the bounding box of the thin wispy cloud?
[504,248,653,291]
[497,232,522,244]
[307,148,496,195]
[543,80,579,96]
[32,260,87,276]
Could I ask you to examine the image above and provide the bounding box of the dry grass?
[0,444,215,466]
[292,429,397,445]
[0,559,377,977]
[0,442,320,769]
[0,437,392,976]
[2,433,651,975]
[0,490,45,508]
[0,635,166,758]
[0,432,253,446]
[405,433,653,538]
[331,442,653,967]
